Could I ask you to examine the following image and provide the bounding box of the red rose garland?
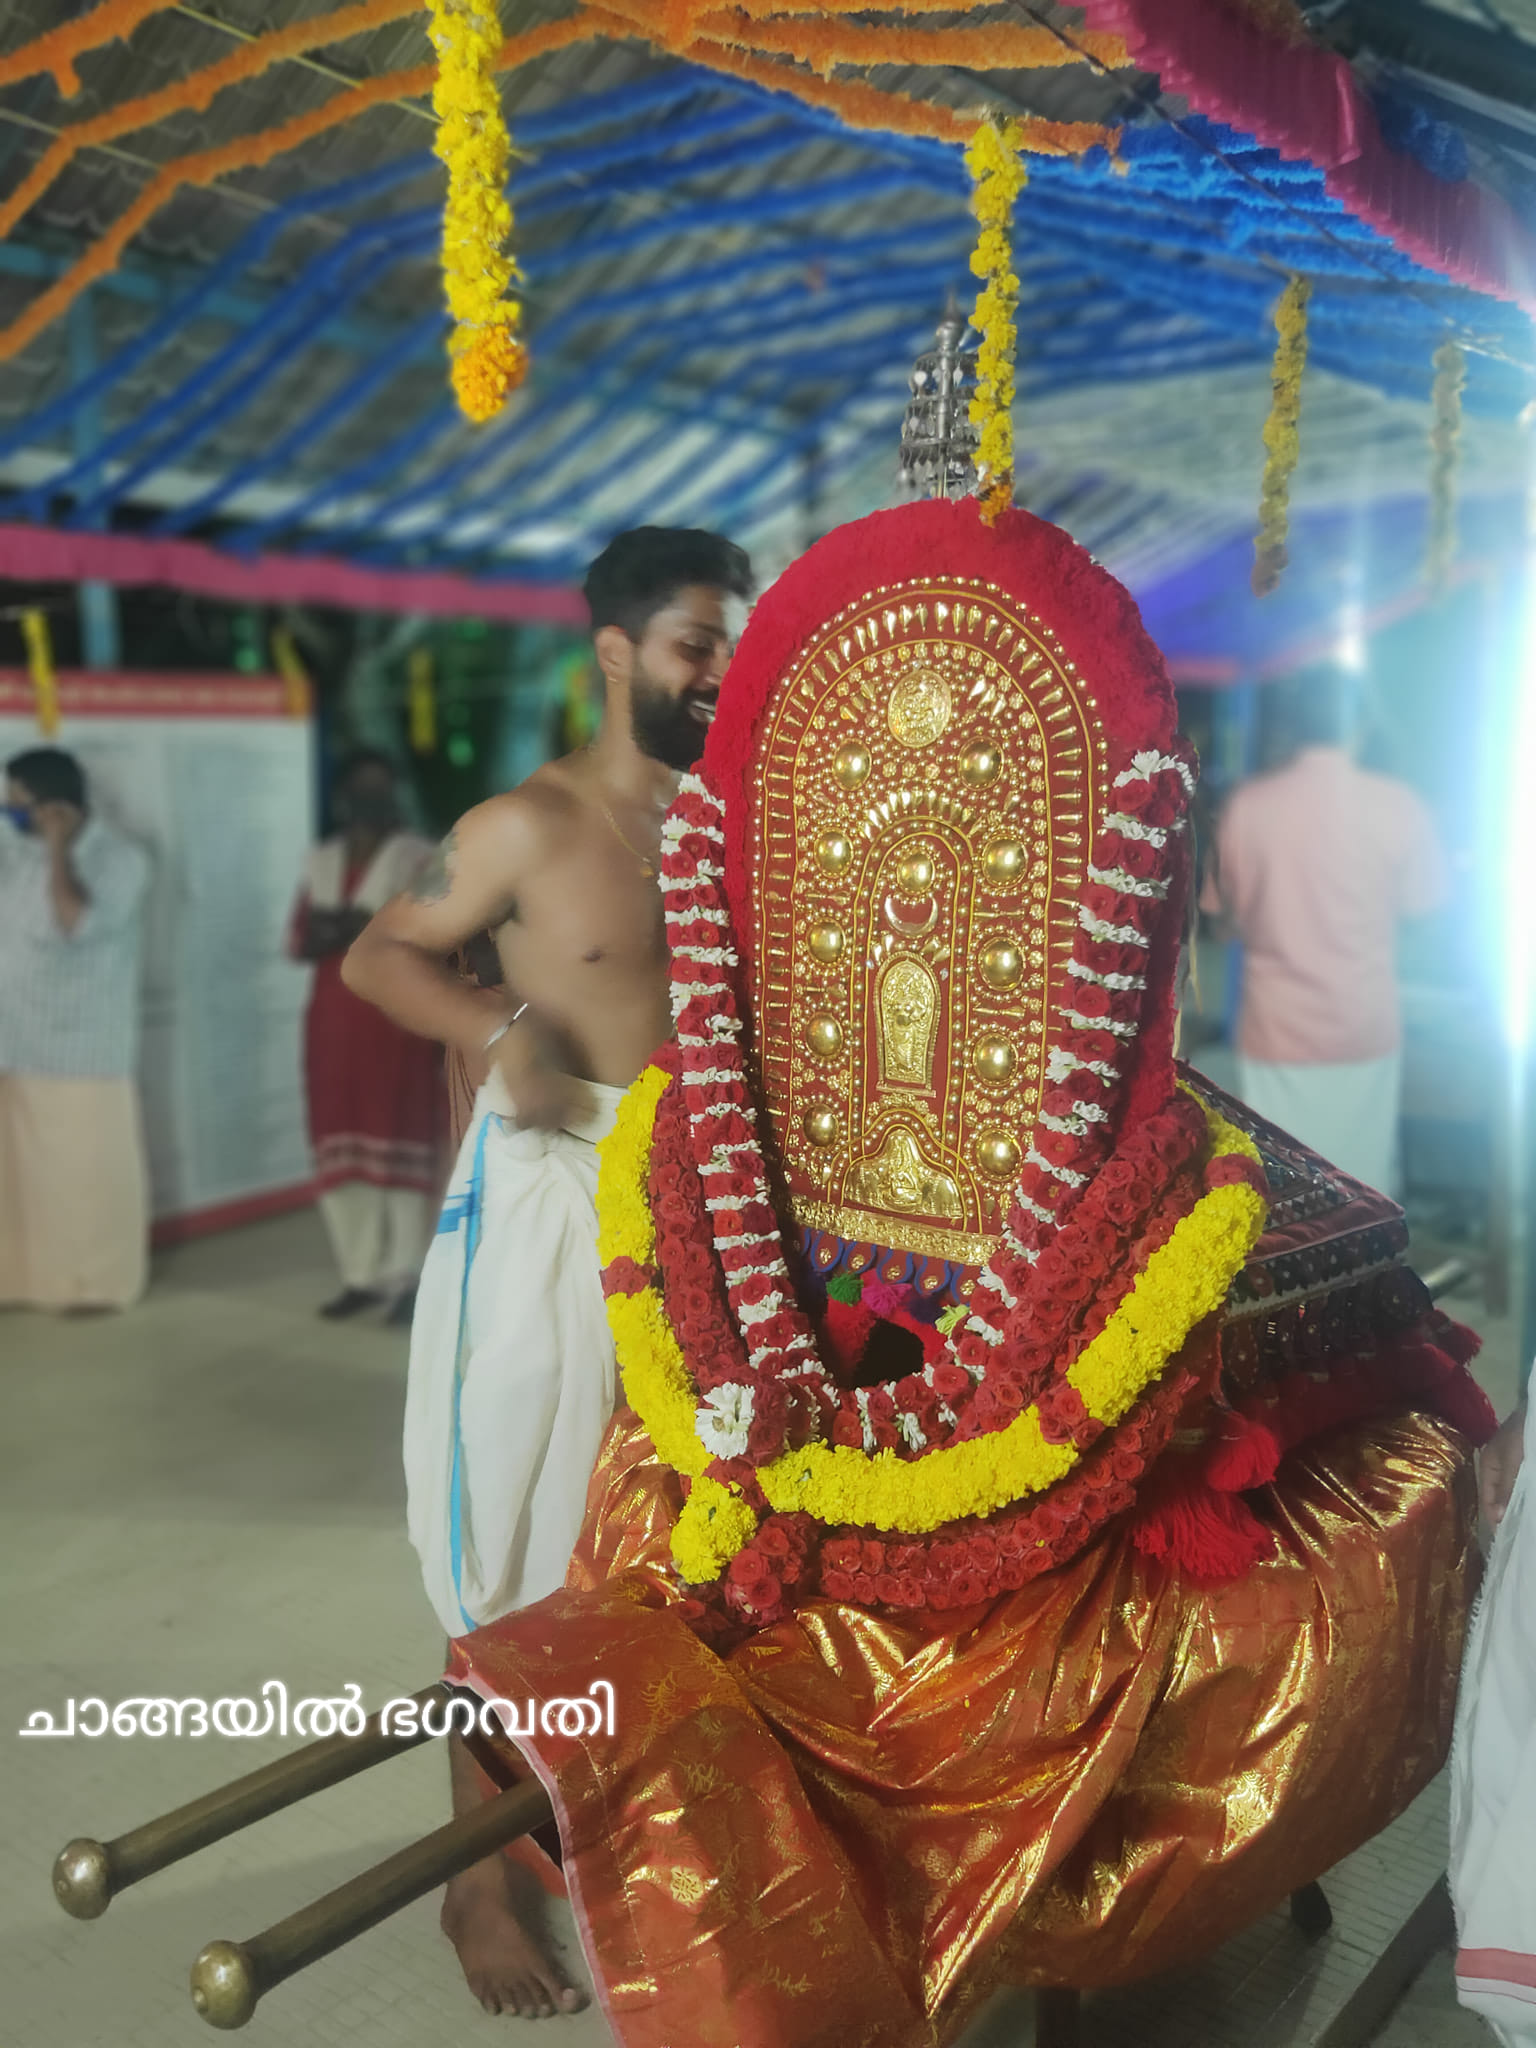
[657,743,1202,1474]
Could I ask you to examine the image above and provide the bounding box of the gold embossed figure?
[876,957,939,1089]
[848,1125,962,1221]
[887,666,952,747]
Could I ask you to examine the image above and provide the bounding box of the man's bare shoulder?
[458,769,585,850]
[489,753,602,840]
[407,760,593,908]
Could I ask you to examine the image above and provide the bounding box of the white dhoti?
[1237,1052,1401,1196]
[403,1072,625,1639]
[1451,1398,1536,2043]
[0,1073,149,1311]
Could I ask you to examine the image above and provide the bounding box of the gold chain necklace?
[583,744,667,880]
[597,795,658,881]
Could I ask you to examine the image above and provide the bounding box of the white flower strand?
[1061,1008,1137,1037]
[1046,1047,1119,1084]
[1101,811,1169,845]
[1065,961,1147,992]
[1087,863,1169,900]
[1026,1144,1089,1188]
[1114,748,1194,793]
[1078,907,1150,949]
[694,1382,754,1460]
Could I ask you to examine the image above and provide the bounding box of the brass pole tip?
[52,1839,113,1920]
[190,1941,259,2030]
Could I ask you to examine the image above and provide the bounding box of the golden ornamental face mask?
[747,575,1106,1267]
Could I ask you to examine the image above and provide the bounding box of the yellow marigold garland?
[966,113,1027,524]
[672,1476,760,1584]
[427,0,528,423]
[595,1062,670,1267]
[1251,274,1311,596]
[597,1066,1266,1578]
[1425,340,1465,590]
[21,608,59,737]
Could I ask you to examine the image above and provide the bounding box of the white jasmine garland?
[1047,1047,1119,1084]
[1087,863,1169,899]
[1115,749,1194,793]
[695,1381,755,1459]
[1101,810,1168,844]
[1065,961,1147,991]
[897,1411,928,1451]
[1027,1144,1089,1187]
[1078,907,1150,948]
[1061,1008,1138,1036]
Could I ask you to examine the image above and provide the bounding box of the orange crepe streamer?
[727,0,1032,15]
[0,0,176,97]
[592,0,1111,152]
[691,11,1130,78]
[657,0,717,38]
[0,11,604,370]
[0,0,428,245]
[682,38,1111,153]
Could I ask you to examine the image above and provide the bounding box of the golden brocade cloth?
[452,1407,1476,2048]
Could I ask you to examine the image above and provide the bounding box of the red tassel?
[1398,1337,1497,1445]
[1204,1410,1282,1492]
[1426,1309,1482,1370]
[1428,1366,1498,1445]
[819,1298,878,1383]
[1131,1478,1275,1585]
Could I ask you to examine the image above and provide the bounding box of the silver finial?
[899,302,980,500]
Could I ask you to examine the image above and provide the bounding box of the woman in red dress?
[288,752,446,1323]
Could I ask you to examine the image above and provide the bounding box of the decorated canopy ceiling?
[0,0,1531,661]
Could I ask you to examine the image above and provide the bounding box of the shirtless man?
[342,526,752,2019]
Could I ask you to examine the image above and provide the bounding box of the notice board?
[0,671,314,1232]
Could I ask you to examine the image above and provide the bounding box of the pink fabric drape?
[0,522,585,626]
[1080,0,1536,312]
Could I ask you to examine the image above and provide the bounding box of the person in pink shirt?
[1201,667,1447,1195]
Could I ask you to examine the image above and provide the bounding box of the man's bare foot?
[441,1856,588,2019]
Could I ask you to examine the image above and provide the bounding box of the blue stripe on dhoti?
[445,1110,494,1637]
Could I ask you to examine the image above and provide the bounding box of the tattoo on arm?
[410,829,458,905]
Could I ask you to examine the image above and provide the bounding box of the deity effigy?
[419,484,1494,2047]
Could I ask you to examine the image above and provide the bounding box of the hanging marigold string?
[21,609,59,737]
[0,11,599,372]
[427,0,528,423]
[1251,274,1310,597]
[0,0,176,96]
[966,113,1027,524]
[1425,340,1465,590]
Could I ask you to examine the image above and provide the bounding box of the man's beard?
[630,671,712,771]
